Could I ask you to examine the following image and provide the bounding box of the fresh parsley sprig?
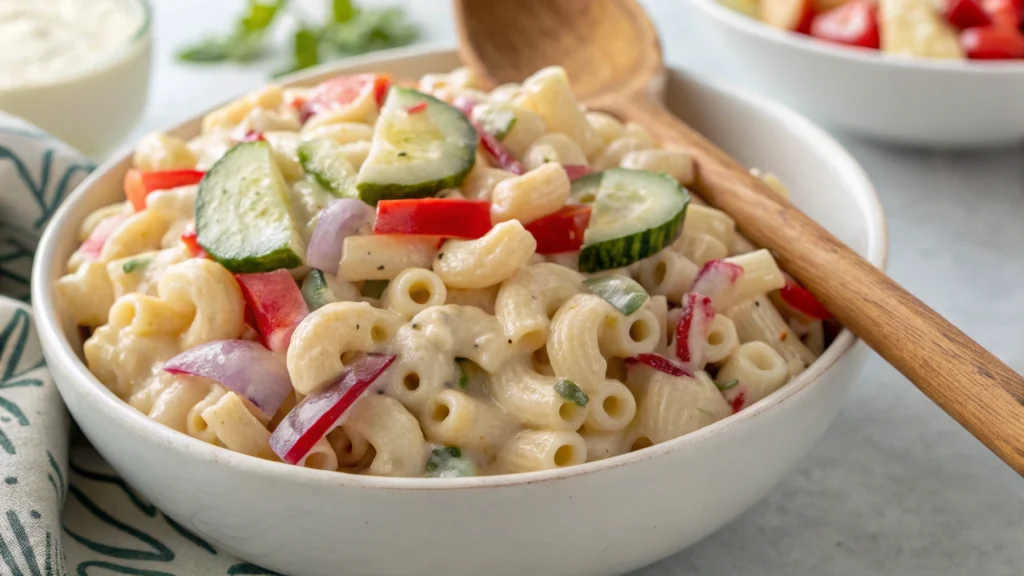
[178,0,418,76]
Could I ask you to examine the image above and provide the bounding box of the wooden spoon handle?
[604,97,1024,475]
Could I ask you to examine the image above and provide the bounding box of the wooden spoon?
[454,0,1024,474]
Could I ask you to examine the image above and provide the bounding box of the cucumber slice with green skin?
[300,269,338,311]
[196,141,305,273]
[583,275,649,316]
[356,87,477,205]
[471,103,517,140]
[298,139,357,198]
[570,168,689,273]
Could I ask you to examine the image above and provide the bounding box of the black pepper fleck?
[437,253,444,260]
[754,301,760,307]
[356,324,360,330]
[377,265,385,270]
[508,339,512,344]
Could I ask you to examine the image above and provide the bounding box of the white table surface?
[130,1,1024,574]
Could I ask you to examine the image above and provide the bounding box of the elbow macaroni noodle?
[59,66,829,478]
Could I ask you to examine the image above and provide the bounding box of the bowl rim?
[31,45,889,491]
[0,0,153,94]
[690,0,1024,74]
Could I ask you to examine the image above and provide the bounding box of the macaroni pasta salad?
[58,66,835,478]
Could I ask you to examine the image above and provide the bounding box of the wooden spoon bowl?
[454,0,1024,474]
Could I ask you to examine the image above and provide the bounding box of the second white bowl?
[688,0,1024,148]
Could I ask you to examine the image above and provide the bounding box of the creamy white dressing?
[0,0,143,89]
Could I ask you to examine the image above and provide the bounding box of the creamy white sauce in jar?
[0,0,144,89]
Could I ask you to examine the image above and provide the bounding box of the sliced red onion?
[269,353,396,465]
[306,199,375,275]
[478,129,525,174]
[453,95,525,175]
[691,260,744,308]
[452,95,480,116]
[625,353,694,378]
[676,293,715,369]
[562,164,592,181]
[164,340,293,417]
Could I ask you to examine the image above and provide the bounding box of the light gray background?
[131,1,1024,574]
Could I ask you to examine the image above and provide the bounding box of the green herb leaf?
[240,0,287,32]
[292,27,321,72]
[554,379,588,407]
[360,280,388,299]
[427,446,476,478]
[121,258,150,274]
[457,361,469,389]
[584,275,649,316]
[177,30,266,63]
[322,7,419,56]
[333,0,355,23]
[715,378,739,391]
[177,37,232,62]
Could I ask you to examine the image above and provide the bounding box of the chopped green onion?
[583,276,649,316]
[554,379,588,407]
[715,378,739,391]
[121,258,150,274]
[426,446,475,478]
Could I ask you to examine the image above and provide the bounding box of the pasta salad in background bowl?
[32,47,886,576]
[687,0,1024,147]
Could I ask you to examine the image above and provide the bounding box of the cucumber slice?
[356,87,477,204]
[471,103,517,140]
[300,269,337,311]
[583,275,649,316]
[298,139,357,198]
[571,168,689,273]
[196,141,305,273]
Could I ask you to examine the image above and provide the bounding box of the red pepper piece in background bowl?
[960,25,1024,58]
[810,0,881,49]
[945,0,994,29]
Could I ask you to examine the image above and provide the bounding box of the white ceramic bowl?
[0,0,152,159]
[32,47,887,576]
[687,0,1024,148]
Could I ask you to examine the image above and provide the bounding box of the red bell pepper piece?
[524,205,592,255]
[179,225,208,259]
[241,130,266,142]
[945,0,993,28]
[624,353,694,378]
[301,74,392,119]
[80,214,129,260]
[269,353,396,465]
[406,102,428,115]
[235,270,310,354]
[810,0,881,49]
[778,277,832,320]
[124,169,205,212]
[960,26,1024,58]
[374,199,493,239]
[983,0,1022,27]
